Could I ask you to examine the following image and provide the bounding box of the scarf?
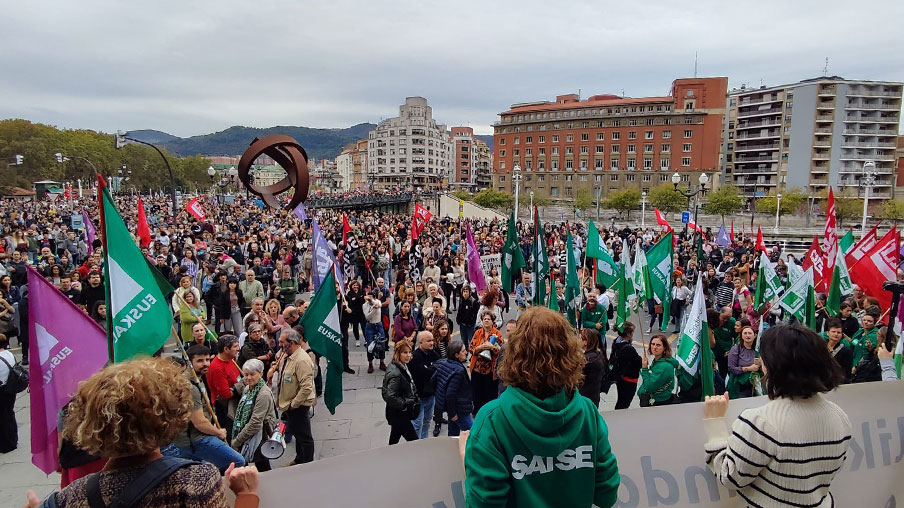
[233,378,265,436]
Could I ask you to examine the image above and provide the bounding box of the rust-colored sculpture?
[237,135,310,210]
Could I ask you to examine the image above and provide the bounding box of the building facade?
[367,97,451,191]
[335,143,355,192]
[449,127,493,190]
[724,77,903,201]
[353,139,368,190]
[492,77,728,202]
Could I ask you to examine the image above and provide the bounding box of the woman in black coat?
[408,331,441,439]
[345,280,366,347]
[431,339,473,437]
[610,322,641,410]
[381,341,420,445]
[215,277,245,335]
[456,286,480,345]
[579,328,607,408]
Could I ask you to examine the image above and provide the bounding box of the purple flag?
[293,201,308,221]
[715,225,731,247]
[82,209,96,254]
[466,224,487,293]
[311,219,345,294]
[27,266,108,474]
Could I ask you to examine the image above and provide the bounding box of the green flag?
[548,278,560,312]
[586,221,606,259]
[102,187,173,361]
[614,263,630,333]
[646,232,674,332]
[565,230,581,327]
[298,268,344,414]
[594,246,619,289]
[753,252,783,312]
[839,230,855,256]
[675,276,714,399]
[501,212,525,293]
[780,267,812,323]
[620,239,636,307]
[894,332,902,379]
[834,247,853,296]
[805,279,817,330]
[531,208,549,306]
[826,266,842,317]
[632,242,653,304]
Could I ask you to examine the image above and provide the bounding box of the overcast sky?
[2,0,903,138]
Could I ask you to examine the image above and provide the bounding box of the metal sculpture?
[237,135,310,210]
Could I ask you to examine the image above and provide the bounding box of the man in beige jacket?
[274,328,316,465]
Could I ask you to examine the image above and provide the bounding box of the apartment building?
[449,127,493,190]
[367,97,451,191]
[335,142,355,192]
[724,77,903,201]
[492,77,727,202]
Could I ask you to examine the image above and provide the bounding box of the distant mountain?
[476,134,494,151]
[128,123,377,162]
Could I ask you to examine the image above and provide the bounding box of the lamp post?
[860,160,877,238]
[115,131,178,218]
[529,190,534,212]
[641,191,647,228]
[672,172,709,237]
[513,164,522,222]
[774,193,782,233]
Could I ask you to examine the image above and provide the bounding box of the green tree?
[473,189,514,209]
[647,184,686,218]
[603,189,641,219]
[881,199,904,226]
[703,184,744,224]
[754,188,805,217]
[817,188,862,227]
[518,190,550,209]
[451,190,471,202]
[574,188,594,211]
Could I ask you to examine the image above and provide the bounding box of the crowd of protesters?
[0,192,901,507]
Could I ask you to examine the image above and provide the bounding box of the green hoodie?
[464,386,619,508]
[638,356,678,402]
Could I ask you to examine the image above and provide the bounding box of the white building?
[368,97,451,190]
[334,143,355,192]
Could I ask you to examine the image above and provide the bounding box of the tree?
[518,190,550,209]
[574,188,594,211]
[451,190,471,202]
[647,184,686,218]
[703,185,744,223]
[473,189,514,209]
[817,188,862,227]
[881,199,904,226]
[754,188,805,217]
[603,189,641,219]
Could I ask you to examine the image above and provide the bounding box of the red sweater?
[207,356,241,404]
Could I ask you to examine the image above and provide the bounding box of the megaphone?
[260,422,287,460]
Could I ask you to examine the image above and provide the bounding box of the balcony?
[816,114,834,122]
[811,166,829,174]
[840,153,895,161]
[846,102,900,110]
[842,141,897,148]
[736,119,782,130]
[818,87,836,96]
[737,107,783,118]
[732,167,776,175]
[843,127,898,135]
[738,96,783,107]
[847,89,901,98]
[815,128,834,134]
[816,102,835,110]
[812,152,831,160]
[735,155,779,163]
[735,131,780,141]
[734,142,780,152]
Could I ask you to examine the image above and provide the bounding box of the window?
[539,148,546,155]
[627,144,636,153]
[500,162,506,169]
[581,133,589,141]
[610,174,619,181]
[661,158,670,169]
[499,174,505,181]
[538,160,545,170]
[626,174,635,182]
[539,136,545,143]
[682,157,691,166]
[663,130,672,139]
[627,158,636,169]
[645,131,654,139]
[629,119,638,126]
[552,175,559,181]
[566,147,573,154]
[684,130,693,138]
[611,145,620,153]
[565,160,573,170]
[552,147,559,155]
[566,134,574,142]
[551,187,559,196]
[552,159,559,170]
[613,120,621,127]
[646,118,655,126]
[581,146,589,154]
[580,175,588,182]
[526,148,532,155]
[643,174,652,181]
[500,150,506,157]
[513,149,520,156]
[628,131,637,139]
[538,175,545,181]
[661,144,670,152]
[514,137,520,144]
[644,144,653,153]
[595,159,604,169]
[580,160,588,170]
[643,158,653,169]
[595,175,602,182]
[552,135,559,142]
[565,174,573,181]
[683,143,692,152]
[526,136,532,143]
[595,145,605,153]
[660,174,669,182]
[664,118,673,125]
[597,132,605,140]
[566,187,573,197]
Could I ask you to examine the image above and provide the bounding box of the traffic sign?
[681,211,690,224]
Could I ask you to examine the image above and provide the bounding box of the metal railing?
[305,191,415,210]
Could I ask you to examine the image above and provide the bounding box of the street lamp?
[861,160,877,237]
[115,131,178,218]
[513,164,522,222]
[529,190,534,212]
[774,193,782,233]
[641,191,648,228]
[672,172,709,237]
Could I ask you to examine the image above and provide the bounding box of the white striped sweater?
[704,394,852,508]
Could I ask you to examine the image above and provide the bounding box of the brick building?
[450,127,493,190]
[492,77,728,203]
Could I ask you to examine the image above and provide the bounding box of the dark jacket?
[239,337,270,369]
[381,361,419,425]
[579,349,606,407]
[432,358,473,419]
[409,347,441,398]
[76,282,105,310]
[216,289,246,319]
[610,338,641,381]
[456,294,480,328]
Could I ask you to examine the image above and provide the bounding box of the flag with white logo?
[184,197,206,221]
[311,219,345,294]
[645,232,674,332]
[675,276,714,398]
[299,268,344,414]
[501,212,525,293]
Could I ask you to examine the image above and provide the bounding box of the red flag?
[653,208,673,232]
[730,221,736,244]
[342,214,352,245]
[184,197,206,221]
[411,203,433,240]
[136,196,152,248]
[755,227,766,254]
[848,226,899,313]
[846,223,880,268]
[802,237,826,293]
[823,188,837,290]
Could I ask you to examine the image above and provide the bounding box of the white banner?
[481,253,501,281]
[248,382,904,507]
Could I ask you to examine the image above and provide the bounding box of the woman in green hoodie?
[459,307,619,508]
[638,335,678,406]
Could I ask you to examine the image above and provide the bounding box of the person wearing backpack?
[0,333,21,453]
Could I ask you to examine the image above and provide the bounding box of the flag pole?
[96,175,114,363]
[173,290,244,373]
[172,322,221,429]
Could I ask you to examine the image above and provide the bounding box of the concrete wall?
[437,194,505,221]
[786,83,818,190]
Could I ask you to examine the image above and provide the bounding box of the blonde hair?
[63,358,192,458]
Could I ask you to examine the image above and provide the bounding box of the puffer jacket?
[431,358,473,419]
[381,361,419,425]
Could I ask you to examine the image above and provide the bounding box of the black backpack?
[0,355,28,394]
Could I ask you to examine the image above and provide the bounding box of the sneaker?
[646,328,652,334]
[432,423,441,437]
[355,341,361,347]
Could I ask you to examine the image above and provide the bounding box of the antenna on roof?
[621,89,625,98]
[578,88,581,100]
[694,51,698,78]
[823,57,829,77]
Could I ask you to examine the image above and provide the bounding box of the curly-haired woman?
[459,307,620,508]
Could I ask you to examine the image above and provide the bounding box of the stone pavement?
[0,310,664,506]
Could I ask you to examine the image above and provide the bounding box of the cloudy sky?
[2,0,903,137]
